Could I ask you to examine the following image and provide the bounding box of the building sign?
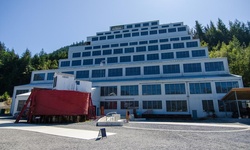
[111,25,124,31]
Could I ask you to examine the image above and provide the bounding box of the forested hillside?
[0,19,250,97]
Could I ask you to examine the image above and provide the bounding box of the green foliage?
[0,92,10,102]
[0,41,69,96]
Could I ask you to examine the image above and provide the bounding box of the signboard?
[111,25,124,31]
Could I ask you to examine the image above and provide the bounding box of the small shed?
[221,88,250,118]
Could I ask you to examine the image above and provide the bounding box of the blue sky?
[0,0,249,56]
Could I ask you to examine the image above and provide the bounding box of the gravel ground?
[0,117,250,150]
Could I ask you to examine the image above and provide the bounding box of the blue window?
[125,47,134,53]
[144,66,160,75]
[103,49,112,55]
[108,68,123,77]
[186,41,198,48]
[113,48,123,54]
[178,27,186,31]
[127,25,133,28]
[126,67,140,76]
[85,46,92,50]
[136,46,146,52]
[143,101,162,109]
[124,33,131,38]
[159,29,167,34]
[160,44,171,50]
[161,52,174,59]
[92,69,105,78]
[92,51,101,56]
[107,35,114,39]
[132,32,139,37]
[205,61,224,72]
[135,24,141,27]
[170,37,179,41]
[148,45,159,51]
[159,38,168,43]
[102,45,110,48]
[173,23,181,27]
[147,54,159,60]
[76,70,89,79]
[181,36,191,40]
[130,42,138,46]
[72,52,81,58]
[82,52,91,57]
[115,34,122,38]
[141,31,148,36]
[107,57,118,63]
[101,86,117,96]
[151,21,158,25]
[62,71,74,75]
[105,32,111,35]
[163,64,180,74]
[190,83,212,94]
[100,36,106,40]
[83,59,93,65]
[192,50,206,57]
[176,51,189,58]
[114,31,120,34]
[121,85,138,96]
[141,28,148,30]
[149,40,158,44]
[151,26,158,29]
[165,83,186,94]
[92,37,98,41]
[60,61,70,67]
[34,73,45,81]
[143,23,149,26]
[150,30,157,35]
[215,82,239,93]
[120,56,131,62]
[72,60,81,66]
[139,41,148,45]
[133,55,145,61]
[142,84,161,95]
[120,43,128,46]
[183,63,202,73]
[95,58,105,64]
[168,28,176,33]
[111,44,119,47]
[97,33,103,36]
[173,43,184,49]
[132,29,139,32]
[123,30,129,33]
[47,73,54,80]
[162,25,169,28]
[93,46,100,49]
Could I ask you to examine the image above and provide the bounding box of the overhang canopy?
[221,88,250,101]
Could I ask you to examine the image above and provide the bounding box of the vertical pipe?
[235,91,241,119]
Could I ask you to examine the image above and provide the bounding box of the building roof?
[221,88,250,101]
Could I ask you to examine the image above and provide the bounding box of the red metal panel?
[32,89,91,116]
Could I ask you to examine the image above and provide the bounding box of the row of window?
[91,27,186,41]
[100,81,239,97]
[35,61,225,81]
[84,36,192,51]
[69,50,206,67]
[72,41,198,60]
[100,100,231,113]
[97,22,182,36]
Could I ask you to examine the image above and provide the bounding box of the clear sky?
[0,0,249,56]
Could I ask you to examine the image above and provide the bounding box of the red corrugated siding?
[31,89,91,115]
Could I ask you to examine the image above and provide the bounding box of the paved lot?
[0,117,250,150]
